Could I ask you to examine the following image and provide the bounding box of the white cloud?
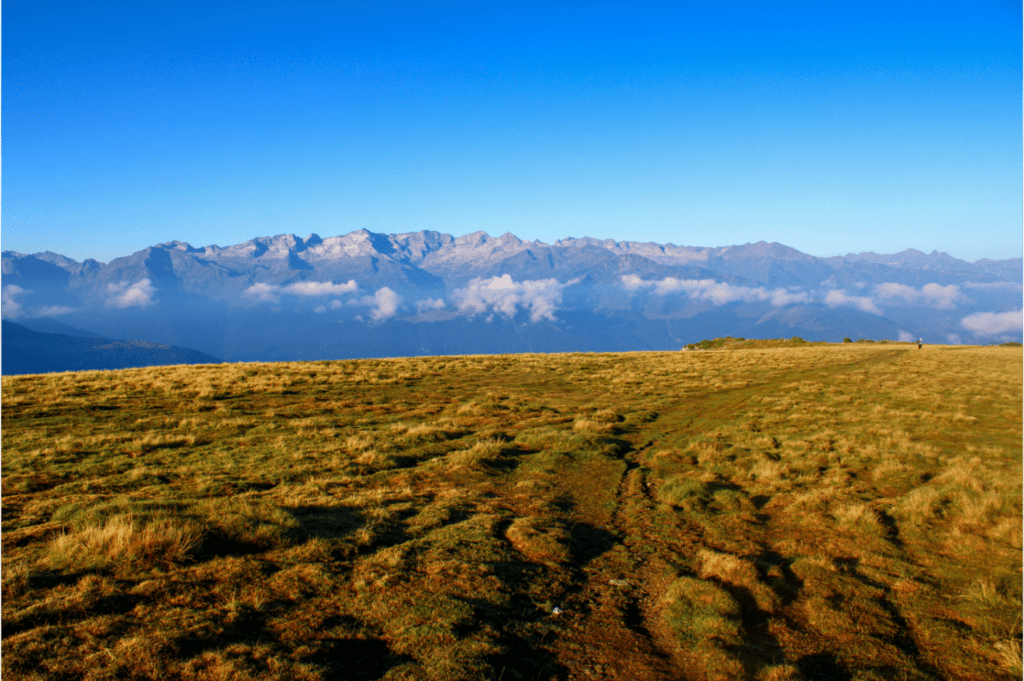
[371,287,401,320]
[963,281,1022,291]
[960,309,1023,337]
[37,305,75,316]
[925,280,970,307]
[620,276,807,307]
[657,278,718,297]
[283,280,359,297]
[823,289,882,315]
[872,283,917,305]
[2,285,27,318]
[106,279,156,309]
[244,279,359,303]
[620,275,647,292]
[920,283,965,309]
[770,289,810,306]
[244,283,280,302]
[454,274,570,322]
[415,297,446,313]
[898,331,916,342]
[312,299,345,314]
[873,282,965,309]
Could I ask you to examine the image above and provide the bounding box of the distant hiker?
[918,339,922,349]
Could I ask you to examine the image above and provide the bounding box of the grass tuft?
[44,515,204,571]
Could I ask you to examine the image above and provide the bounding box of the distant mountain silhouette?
[1,230,1020,363]
[13,318,105,338]
[1,321,220,375]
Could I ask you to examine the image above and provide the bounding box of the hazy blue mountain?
[1,321,220,375]
[2,230,1020,364]
[828,249,1023,280]
[12,318,105,338]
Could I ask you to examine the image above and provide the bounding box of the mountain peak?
[157,240,201,253]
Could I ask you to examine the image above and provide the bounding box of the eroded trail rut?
[546,437,703,680]
[543,350,922,680]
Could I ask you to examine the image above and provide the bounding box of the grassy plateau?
[1,342,1021,680]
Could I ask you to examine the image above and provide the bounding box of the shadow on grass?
[198,505,372,558]
[796,652,853,681]
[711,580,787,679]
[173,610,414,679]
[874,508,904,546]
[488,631,569,681]
[307,636,415,680]
[1,589,141,638]
[286,505,362,540]
[459,590,570,680]
[568,521,619,565]
[826,556,945,679]
[755,549,804,607]
[198,530,274,559]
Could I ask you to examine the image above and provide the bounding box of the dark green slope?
[1,320,220,375]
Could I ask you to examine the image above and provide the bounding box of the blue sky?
[3,1,1021,264]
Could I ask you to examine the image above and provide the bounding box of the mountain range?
[2,230,1021,370]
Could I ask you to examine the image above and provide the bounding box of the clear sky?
[3,1,1021,264]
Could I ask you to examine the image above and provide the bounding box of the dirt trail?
[547,438,704,680]
[547,349,914,679]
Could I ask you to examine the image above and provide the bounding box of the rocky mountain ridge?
[2,229,1020,364]
[8,230,1018,284]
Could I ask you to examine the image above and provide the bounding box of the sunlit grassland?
[2,344,1021,680]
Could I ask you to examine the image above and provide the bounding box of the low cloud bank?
[2,285,27,318]
[824,289,882,315]
[963,281,1022,291]
[106,279,156,309]
[38,305,76,316]
[228,275,1024,336]
[415,298,446,313]
[245,280,358,303]
[454,275,570,322]
[619,276,999,318]
[1,287,78,318]
[872,282,965,309]
[622,276,810,307]
[960,310,1023,337]
[242,279,402,320]
[313,300,346,314]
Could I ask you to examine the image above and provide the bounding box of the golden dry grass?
[2,343,1021,680]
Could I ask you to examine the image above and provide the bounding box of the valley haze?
[2,229,1021,367]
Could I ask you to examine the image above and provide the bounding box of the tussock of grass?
[755,664,805,681]
[833,501,883,534]
[446,437,508,470]
[993,638,1023,675]
[505,516,570,565]
[572,418,615,434]
[45,515,204,571]
[698,548,780,612]
[656,475,712,510]
[660,574,750,679]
